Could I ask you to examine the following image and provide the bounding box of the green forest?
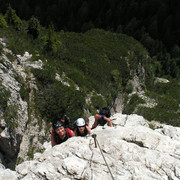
[0,1,179,127]
[0,0,180,78]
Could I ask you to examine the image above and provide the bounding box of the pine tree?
[28,16,40,39]
[44,23,58,54]
[0,14,8,28]
[5,6,22,30]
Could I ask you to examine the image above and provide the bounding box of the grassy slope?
[0,24,179,126]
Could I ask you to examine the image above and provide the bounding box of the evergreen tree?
[0,14,8,28]
[28,16,40,39]
[162,53,171,75]
[5,6,22,30]
[140,33,156,56]
[171,45,180,58]
[0,43,3,55]
[44,23,58,54]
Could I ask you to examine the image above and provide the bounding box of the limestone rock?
[13,114,180,180]
[154,77,170,84]
[0,164,18,180]
[0,39,46,168]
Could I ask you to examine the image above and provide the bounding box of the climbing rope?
[92,134,115,180]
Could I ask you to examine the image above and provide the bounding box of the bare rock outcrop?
[1,114,179,180]
[0,38,46,168]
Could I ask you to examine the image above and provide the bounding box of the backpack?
[61,114,73,129]
[65,128,72,138]
[99,107,111,118]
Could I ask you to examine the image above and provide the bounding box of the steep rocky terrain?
[0,38,49,168]
[0,34,179,180]
[0,114,180,180]
[0,36,151,169]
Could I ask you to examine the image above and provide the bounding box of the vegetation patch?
[4,104,18,128]
[0,81,10,111]
[6,52,15,62]
[0,7,179,127]
[124,94,146,115]
[0,43,4,55]
[19,85,30,101]
[136,79,180,126]
[16,157,24,166]
[91,93,107,110]
[27,136,35,159]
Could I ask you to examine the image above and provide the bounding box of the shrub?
[19,86,30,101]
[28,16,40,39]
[27,137,35,159]
[91,93,107,109]
[4,104,18,128]
[138,80,180,127]
[43,23,59,55]
[5,6,22,30]
[34,81,85,123]
[32,66,55,86]
[0,14,8,28]
[125,81,133,94]
[124,94,145,114]
[0,43,4,55]
[111,69,120,82]
[16,157,24,165]
[137,106,180,127]
[0,81,10,111]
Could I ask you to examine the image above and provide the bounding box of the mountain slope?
[0,27,179,169]
[1,114,180,179]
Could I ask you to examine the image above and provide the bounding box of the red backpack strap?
[65,128,72,138]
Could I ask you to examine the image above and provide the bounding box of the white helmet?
[76,118,85,127]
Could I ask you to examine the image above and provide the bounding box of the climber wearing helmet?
[51,120,75,147]
[74,118,91,137]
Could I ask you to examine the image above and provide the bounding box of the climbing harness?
[92,134,114,180]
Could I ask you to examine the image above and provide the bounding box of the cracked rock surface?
[1,113,180,180]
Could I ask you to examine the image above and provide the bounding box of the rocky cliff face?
[0,114,180,180]
[0,38,49,168]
